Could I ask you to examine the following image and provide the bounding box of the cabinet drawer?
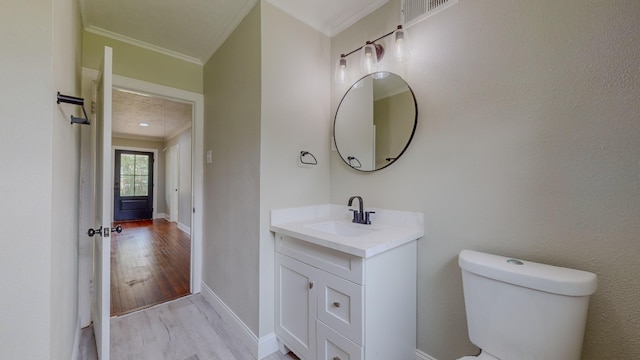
[317,271,363,345]
[275,234,364,284]
[317,321,362,360]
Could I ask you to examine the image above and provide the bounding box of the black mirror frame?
[333,72,418,172]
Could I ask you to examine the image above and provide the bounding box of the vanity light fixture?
[334,25,411,84]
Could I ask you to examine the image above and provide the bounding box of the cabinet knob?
[333,301,341,308]
[333,357,341,360]
[309,281,314,289]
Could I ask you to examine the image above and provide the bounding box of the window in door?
[114,150,154,221]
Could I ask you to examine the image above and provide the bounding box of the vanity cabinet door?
[276,254,317,360]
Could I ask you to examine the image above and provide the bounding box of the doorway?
[78,69,204,327]
[110,89,193,315]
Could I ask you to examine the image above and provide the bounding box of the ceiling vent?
[402,0,458,27]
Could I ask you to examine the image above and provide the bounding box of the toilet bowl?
[457,249,597,360]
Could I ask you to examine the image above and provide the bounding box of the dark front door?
[114,150,154,221]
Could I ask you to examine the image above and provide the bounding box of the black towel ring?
[300,151,318,165]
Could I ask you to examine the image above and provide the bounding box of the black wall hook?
[57,92,90,125]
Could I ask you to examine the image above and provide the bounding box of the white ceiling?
[266,0,389,39]
[112,89,192,141]
[79,0,389,65]
[81,0,389,138]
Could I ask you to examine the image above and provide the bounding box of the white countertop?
[270,204,424,258]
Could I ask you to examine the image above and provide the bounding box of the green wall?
[202,2,262,335]
[83,31,203,93]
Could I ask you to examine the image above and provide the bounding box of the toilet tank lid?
[458,250,597,296]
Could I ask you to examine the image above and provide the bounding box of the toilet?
[457,249,597,360]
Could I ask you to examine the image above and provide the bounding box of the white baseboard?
[71,317,81,360]
[257,332,278,359]
[155,213,168,220]
[177,222,191,235]
[200,282,278,359]
[416,349,439,360]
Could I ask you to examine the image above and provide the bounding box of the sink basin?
[306,221,378,237]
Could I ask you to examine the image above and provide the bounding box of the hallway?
[111,219,191,315]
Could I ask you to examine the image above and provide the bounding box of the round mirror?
[334,72,417,172]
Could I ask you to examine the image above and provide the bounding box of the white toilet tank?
[458,250,597,360]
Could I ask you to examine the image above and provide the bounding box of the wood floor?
[111,219,191,316]
[80,294,299,360]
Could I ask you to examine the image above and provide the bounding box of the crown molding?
[201,0,258,64]
[327,0,389,37]
[85,26,204,66]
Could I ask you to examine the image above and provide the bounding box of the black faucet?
[347,196,375,225]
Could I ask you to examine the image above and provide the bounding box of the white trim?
[263,0,388,37]
[84,26,203,66]
[71,317,81,360]
[327,0,390,37]
[166,122,192,142]
[201,0,258,63]
[416,349,439,360]
[111,145,159,220]
[111,132,165,142]
[200,282,278,360]
[83,67,204,296]
[177,222,191,235]
[258,333,279,359]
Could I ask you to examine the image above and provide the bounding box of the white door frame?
[79,68,204,325]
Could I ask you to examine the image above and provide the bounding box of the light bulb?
[360,42,379,74]
[393,25,411,63]
[334,55,350,84]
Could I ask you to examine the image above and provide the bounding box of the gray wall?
[330,1,640,359]
[259,1,331,336]
[0,0,82,358]
[201,1,331,339]
[203,3,263,335]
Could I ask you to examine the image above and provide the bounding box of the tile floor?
[80,294,298,360]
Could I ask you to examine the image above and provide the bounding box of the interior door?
[93,45,113,360]
[114,149,154,221]
[167,144,179,222]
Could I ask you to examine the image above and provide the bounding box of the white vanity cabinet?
[274,233,417,360]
